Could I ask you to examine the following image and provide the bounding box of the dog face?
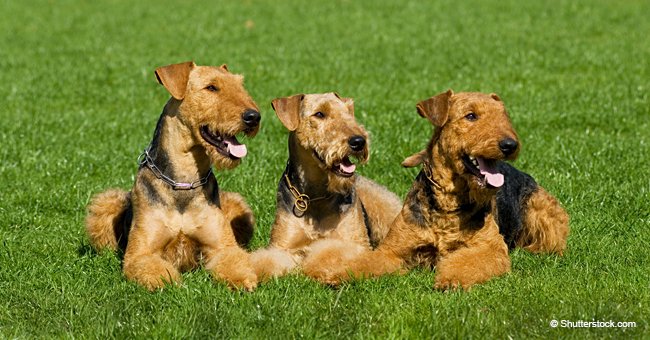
[155,61,260,170]
[415,90,519,190]
[272,92,369,193]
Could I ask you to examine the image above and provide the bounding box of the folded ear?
[271,94,304,131]
[219,64,229,72]
[416,89,453,127]
[401,149,427,168]
[155,61,195,100]
[490,93,501,101]
[341,97,354,116]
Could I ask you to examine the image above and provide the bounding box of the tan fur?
[85,189,130,251]
[304,90,522,290]
[85,61,260,291]
[220,191,255,247]
[356,176,402,244]
[251,93,402,280]
[516,187,569,254]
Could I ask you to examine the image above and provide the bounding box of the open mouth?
[200,126,248,160]
[313,152,359,178]
[333,156,358,177]
[462,155,504,188]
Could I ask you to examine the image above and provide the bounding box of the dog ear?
[341,97,355,116]
[416,89,453,127]
[401,149,427,168]
[155,61,195,100]
[332,92,355,116]
[490,93,501,101]
[219,64,229,72]
[271,94,304,131]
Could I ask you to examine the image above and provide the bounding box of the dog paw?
[231,274,258,292]
[302,239,366,284]
[433,276,464,291]
[218,269,258,292]
[133,273,181,291]
[250,248,297,281]
[302,259,349,285]
[322,273,345,286]
[123,258,182,291]
[303,266,346,286]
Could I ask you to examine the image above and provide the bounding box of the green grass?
[1,0,649,338]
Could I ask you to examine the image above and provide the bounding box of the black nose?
[242,109,261,127]
[499,138,519,156]
[348,135,366,152]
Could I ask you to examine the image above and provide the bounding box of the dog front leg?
[251,217,311,280]
[302,239,403,285]
[250,247,299,281]
[203,246,258,291]
[434,217,511,290]
[197,215,257,291]
[122,221,180,291]
[302,215,421,285]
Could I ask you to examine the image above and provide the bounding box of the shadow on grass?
[77,241,125,262]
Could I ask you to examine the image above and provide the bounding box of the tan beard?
[326,172,356,194]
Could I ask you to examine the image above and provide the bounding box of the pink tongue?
[476,157,504,187]
[224,138,247,158]
[339,158,356,174]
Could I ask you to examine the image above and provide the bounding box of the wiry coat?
[304,90,569,290]
[85,62,260,291]
[250,93,402,279]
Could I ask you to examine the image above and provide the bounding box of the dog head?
[272,92,369,193]
[155,61,260,170]
[407,89,519,191]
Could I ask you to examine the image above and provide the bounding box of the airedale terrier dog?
[85,61,261,291]
[303,90,569,290]
[250,92,402,279]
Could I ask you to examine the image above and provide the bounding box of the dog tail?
[85,189,132,252]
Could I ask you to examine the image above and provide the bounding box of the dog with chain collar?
[250,92,402,280]
[303,90,569,290]
[85,61,261,291]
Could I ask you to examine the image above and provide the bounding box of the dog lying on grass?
[85,61,261,291]
[303,90,569,290]
[251,92,402,279]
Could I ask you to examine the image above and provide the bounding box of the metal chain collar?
[284,173,332,214]
[138,147,213,190]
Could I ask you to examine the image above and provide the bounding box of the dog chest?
[159,206,225,236]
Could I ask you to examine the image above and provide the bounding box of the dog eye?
[465,112,478,121]
[205,85,219,92]
[314,111,325,118]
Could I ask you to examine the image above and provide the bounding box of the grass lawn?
[1,0,648,338]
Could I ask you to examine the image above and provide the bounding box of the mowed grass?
[1,0,649,338]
